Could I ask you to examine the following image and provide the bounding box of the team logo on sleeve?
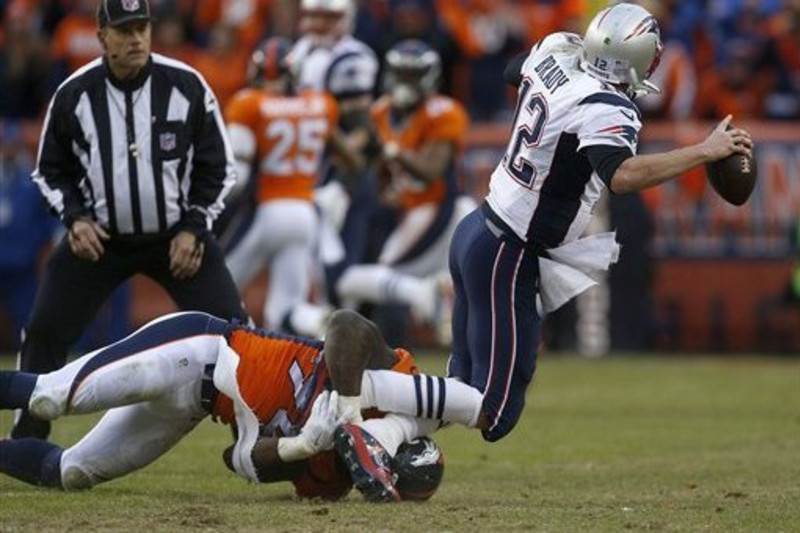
[598,124,638,145]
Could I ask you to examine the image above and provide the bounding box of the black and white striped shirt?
[32,53,236,236]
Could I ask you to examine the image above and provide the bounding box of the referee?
[11,0,247,439]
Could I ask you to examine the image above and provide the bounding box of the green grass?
[2,353,798,532]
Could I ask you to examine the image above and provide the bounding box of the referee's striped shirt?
[32,53,236,236]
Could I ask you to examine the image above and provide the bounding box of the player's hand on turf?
[68,218,109,261]
[701,115,753,162]
[300,390,340,453]
[169,230,204,280]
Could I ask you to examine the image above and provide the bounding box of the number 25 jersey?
[486,32,643,249]
[225,88,339,202]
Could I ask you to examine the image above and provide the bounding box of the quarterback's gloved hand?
[277,390,340,462]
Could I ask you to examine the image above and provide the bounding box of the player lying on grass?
[0,310,443,501]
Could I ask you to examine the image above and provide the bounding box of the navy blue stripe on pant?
[447,207,541,441]
[65,312,230,408]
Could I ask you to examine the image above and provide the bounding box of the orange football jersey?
[211,327,418,435]
[225,89,339,202]
[371,94,469,210]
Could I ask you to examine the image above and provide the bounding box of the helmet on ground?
[247,37,293,89]
[581,3,663,97]
[384,39,441,109]
[393,437,444,501]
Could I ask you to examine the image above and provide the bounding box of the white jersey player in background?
[324,3,754,478]
[290,0,384,327]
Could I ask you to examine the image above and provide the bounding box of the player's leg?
[0,394,206,490]
[460,233,539,442]
[1,312,227,420]
[336,202,443,312]
[12,240,129,439]
[264,201,329,337]
[224,204,272,290]
[356,207,541,440]
[0,313,226,488]
[56,383,208,489]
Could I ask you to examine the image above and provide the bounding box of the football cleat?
[333,424,401,503]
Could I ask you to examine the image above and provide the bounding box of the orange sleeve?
[425,99,469,147]
[225,90,259,129]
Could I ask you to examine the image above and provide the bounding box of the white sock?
[336,265,388,303]
[359,414,440,456]
[361,370,483,427]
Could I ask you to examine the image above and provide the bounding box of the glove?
[277,390,340,462]
[302,390,340,452]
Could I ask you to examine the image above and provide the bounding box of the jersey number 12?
[503,78,549,187]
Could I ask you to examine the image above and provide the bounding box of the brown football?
[705,147,757,206]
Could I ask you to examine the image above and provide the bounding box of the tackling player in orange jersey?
[224,38,361,337]
[334,40,476,344]
[0,310,442,502]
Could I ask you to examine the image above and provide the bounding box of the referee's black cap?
[97,0,152,28]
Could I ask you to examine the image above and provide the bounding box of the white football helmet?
[299,0,355,44]
[581,3,663,97]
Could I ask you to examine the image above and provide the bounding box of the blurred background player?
[334,40,475,345]
[289,0,383,311]
[224,37,360,337]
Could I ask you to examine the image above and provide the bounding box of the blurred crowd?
[1,0,799,127]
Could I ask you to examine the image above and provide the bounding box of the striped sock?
[361,370,483,427]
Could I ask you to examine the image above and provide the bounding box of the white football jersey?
[486,32,642,249]
[291,35,379,100]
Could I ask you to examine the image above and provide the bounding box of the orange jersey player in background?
[334,40,477,345]
[224,38,360,338]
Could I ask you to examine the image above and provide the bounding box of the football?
[705,146,758,206]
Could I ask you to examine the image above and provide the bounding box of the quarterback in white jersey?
[487,31,642,252]
[330,3,754,449]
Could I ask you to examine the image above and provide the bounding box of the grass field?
[1,352,798,532]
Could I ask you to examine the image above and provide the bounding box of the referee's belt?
[200,363,219,414]
[481,201,550,258]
